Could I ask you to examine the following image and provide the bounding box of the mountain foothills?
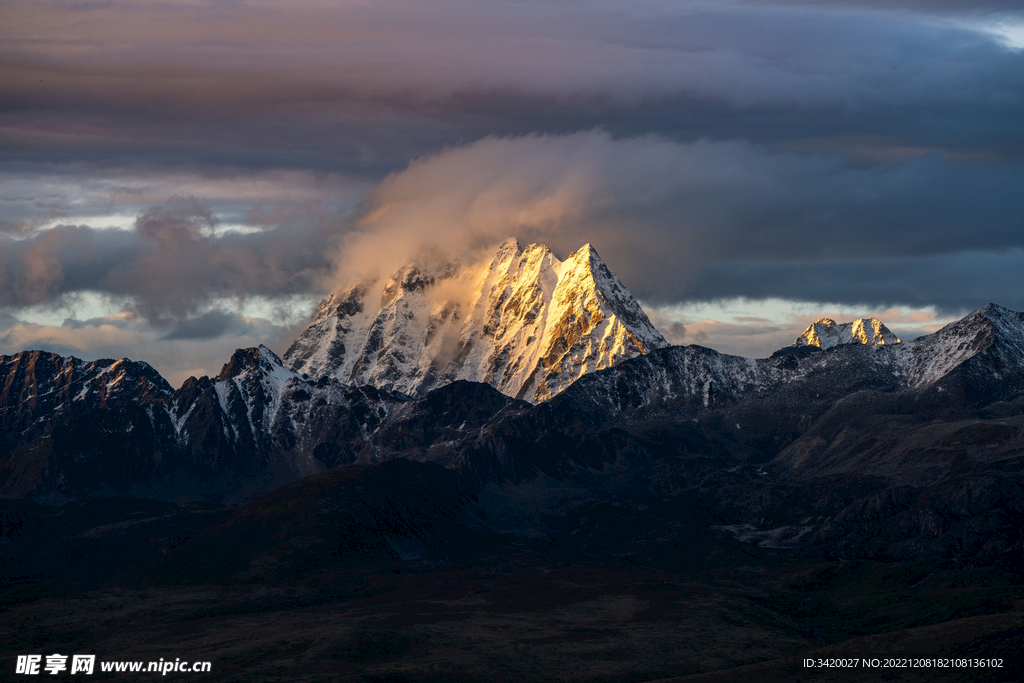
[3,239,1024,572]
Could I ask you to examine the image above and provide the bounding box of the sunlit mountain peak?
[283,238,667,402]
[794,317,901,350]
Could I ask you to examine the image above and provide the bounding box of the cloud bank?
[0,310,303,388]
[0,199,339,320]
[3,0,1022,175]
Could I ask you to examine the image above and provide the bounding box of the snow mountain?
[793,317,901,349]
[284,238,668,402]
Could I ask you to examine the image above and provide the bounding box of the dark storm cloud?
[686,251,1024,315]
[157,310,261,341]
[0,199,340,321]
[2,0,1022,176]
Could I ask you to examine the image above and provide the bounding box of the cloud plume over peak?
[333,131,1024,312]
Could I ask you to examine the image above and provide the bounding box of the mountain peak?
[794,317,900,349]
[284,238,667,401]
[923,303,1024,370]
[217,345,286,381]
[973,303,1021,325]
[495,236,522,256]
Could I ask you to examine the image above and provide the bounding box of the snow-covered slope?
[168,346,406,478]
[559,304,1024,429]
[794,317,901,349]
[0,345,409,501]
[284,238,668,402]
[6,304,1024,503]
[884,303,1024,392]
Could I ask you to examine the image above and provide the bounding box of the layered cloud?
[3,0,1022,174]
[4,130,1024,374]
[0,309,305,388]
[0,199,340,320]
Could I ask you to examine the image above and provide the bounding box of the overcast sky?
[2,0,1022,384]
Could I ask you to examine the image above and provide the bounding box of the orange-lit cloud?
[330,131,1024,314]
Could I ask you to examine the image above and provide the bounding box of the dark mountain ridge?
[5,304,1024,683]
[2,304,1024,569]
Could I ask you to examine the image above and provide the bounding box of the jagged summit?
[216,345,288,381]
[284,238,668,402]
[794,317,901,349]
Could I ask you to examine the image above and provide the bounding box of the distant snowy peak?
[284,237,667,402]
[794,317,901,349]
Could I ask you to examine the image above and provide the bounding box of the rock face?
[794,317,901,349]
[166,346,407,488]
[283,238,667,402]
[0,351,172,462]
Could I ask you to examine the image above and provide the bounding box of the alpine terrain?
[283,238,668,402]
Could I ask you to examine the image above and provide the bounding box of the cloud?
[661,321,689,345]
[0,164,368,236]
[0,197,342,321]
[4,131,1022,370]
[2,0,1022,370]
[155,309,281,341]
[2,0,1022,177]
[685,250,1024,315]
[750,1,1024,11]
[334,131,1024,314]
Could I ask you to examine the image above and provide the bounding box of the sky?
[2,0,1023,386]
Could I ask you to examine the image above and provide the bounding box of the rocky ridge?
[0,346,408,501]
